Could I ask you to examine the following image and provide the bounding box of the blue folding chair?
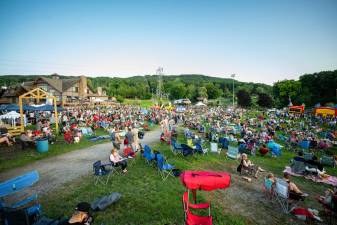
[0,170,42,225]
[219,137,229,149]
[142,144,155,165]
[226,146,239,159]
[181,144,194,156]
[238,143,248,154]
[299,140,310,151]
[156,154,175,181]
[171,139,183,155]
[195,143,208,154]
[93,160,113,185]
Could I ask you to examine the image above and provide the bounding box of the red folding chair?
[182,192,212,225]
[64,132,73,144]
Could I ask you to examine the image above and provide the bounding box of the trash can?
[36,138,49,153]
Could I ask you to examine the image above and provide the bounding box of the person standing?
[125,127,134,148]
[131,126,139,152]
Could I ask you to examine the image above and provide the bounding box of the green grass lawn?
[123,99,155,108]
[0,128,109,172]
[124,98,170,108]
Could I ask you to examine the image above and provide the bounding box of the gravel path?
[0,128,162,195]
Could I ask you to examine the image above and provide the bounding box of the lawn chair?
[0,170,42,225]
[303,152,314,161]
[278,134,287,142]
[226,146,239,160]
[156,154,175,181]
[182,191,212,225]
[320,155,336,168]
[299,140,310,151]
[219,137,229,149]
[210,142,220,154]
[274,178,299,214]
[195,143,208,154]
[238,143,250,155]
[93,160,113,185]
[142,144,155,165]
[181,144,194,157]
[290,160,306,174]
[171,139,183,155]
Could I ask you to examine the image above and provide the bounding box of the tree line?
[0,70,336,108]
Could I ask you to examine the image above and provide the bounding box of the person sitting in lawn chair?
[283,172,308,201]
[239,153,265,178]
[19,131,35,149]
[0,135,12,146]
[110,148,128,173]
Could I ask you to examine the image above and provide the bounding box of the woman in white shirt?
[109,148,127,173]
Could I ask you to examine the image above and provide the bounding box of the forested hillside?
[0,70,336,108]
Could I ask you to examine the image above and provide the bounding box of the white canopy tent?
[195,101,207,107]
[0,111,27,127]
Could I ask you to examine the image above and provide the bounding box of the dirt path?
[0,128,162,195]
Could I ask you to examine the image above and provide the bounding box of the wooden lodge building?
[0,74,115,106]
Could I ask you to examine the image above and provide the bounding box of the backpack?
[237,160,243,173]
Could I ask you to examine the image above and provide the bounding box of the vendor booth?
[288,105,304,114]
[314,106,337,117]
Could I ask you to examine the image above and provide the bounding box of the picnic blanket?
[87,135,110,142]
[283,166,337,187]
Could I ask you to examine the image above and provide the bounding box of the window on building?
[72,86,79,92]
[38,84,48,92]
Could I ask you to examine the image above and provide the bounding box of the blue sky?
[0,0,336,84]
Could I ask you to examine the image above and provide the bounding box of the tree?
[257,93,273,108]
[273,80,301,107]
[186,84,197,101]
[236,89,251,107]
[205,82,223,99]
[168,82,187,99]
[197,87,208,99]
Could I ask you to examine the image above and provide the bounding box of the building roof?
[21,81,34,91]
[62,78,79,91]
[38,77,63,92]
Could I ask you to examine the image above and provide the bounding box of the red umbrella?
[180,171,231,191]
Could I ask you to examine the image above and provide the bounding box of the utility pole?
[156,67,163,100]
[231,74,236,107]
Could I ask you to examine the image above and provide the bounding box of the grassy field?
[39,127,336,225]
[123,99,155,108]
[123,99,170,108]
[0,128,109,172]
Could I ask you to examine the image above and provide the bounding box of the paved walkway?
[0,128,162,195]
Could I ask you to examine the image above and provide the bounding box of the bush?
[116,95,124,103]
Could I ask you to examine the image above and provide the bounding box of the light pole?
[231,74,235,107]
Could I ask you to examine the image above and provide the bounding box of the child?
[264,173,275,192]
